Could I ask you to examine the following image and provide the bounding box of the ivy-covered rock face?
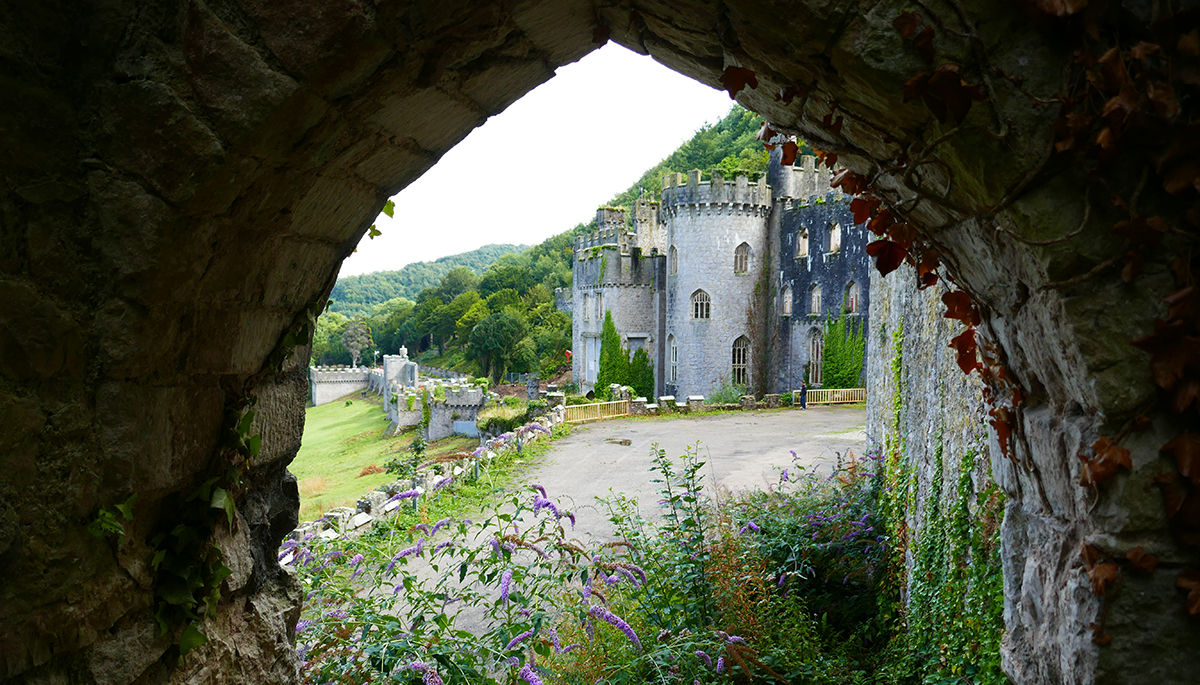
[2,1,1196,684]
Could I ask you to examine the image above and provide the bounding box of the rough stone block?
[631,397,648,415]
[765,393,781,408]
[740,395,757,410]
[349,512,373,530]
[546,392,565,409]
[657,395,676,411]
[687,396,705,412]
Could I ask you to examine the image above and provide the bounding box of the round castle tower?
[662,169,771,398]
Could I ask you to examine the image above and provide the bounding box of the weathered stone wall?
[309,367,370,406]
[5,1,1198,683]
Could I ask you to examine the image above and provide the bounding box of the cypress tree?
[629,347,655,400]
[596,311,630,399]
[821,314,866,389]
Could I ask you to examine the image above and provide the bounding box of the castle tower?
[661,168,772,398]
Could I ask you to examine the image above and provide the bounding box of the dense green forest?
[314,105,794,382]
[329,243,528,316]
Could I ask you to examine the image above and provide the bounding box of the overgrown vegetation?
[290,424,1006,685]
[821,314,866,389]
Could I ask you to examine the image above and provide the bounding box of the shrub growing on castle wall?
[821,315,865,389]
[629,348,654,400]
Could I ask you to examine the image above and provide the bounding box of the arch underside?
[2,1,1196,683]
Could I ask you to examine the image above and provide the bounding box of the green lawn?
[291,397,477,521]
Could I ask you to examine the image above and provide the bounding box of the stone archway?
[2,1,1196,683]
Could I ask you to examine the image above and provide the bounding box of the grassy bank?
[291,396,476,521]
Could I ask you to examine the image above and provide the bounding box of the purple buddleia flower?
[430,517,452,536]
[414,523,431,534]
[322,609,347,620]
[565,510,576,527]
[531,483,547,498]
[423,667,444,685]
[295,619,313,634]
[490,539,502,556]
[726,635,746,645]
[778,573,787,588]
[433,476,452,491]
[716,657,725,674]
[518,663,545,685]
[588,605,641,650]
[405,661,428,672]
[695,650,712,668]
[502,656,520,668]
[506,627,534,650]
[393,489,421,500]
[738,521,760,535]
[500,569,513,604]
[433,540,452,553]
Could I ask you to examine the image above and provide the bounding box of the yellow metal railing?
[794,387,866,406]
[564,400,631,423]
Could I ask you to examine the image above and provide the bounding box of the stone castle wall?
[664,181,771,398]
[309,367,371,405]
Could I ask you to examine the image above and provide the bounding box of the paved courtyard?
[523,405,867,542]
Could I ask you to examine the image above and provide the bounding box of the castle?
[569,151,872,399]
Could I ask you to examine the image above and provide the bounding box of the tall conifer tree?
[596,311,630,399]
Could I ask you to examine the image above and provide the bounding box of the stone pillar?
[765,394,781,408]
[657,395,676,411]
[546,392,565,409]
[740,395,756,410]
[526,373,540,401]
[687,396,705,412]
[630,397,648,415]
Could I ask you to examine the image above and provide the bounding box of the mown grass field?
[291,396,477,521]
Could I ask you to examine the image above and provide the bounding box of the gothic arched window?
[668,334,678,383]
[829,222,842,253]
[809,330,824,386]
[734,242,751,273]
[810,286,822,315]
[691,290,711,320]
[669,245,678,274]
[781,285,793,317]
[797,230,809,258]
[846,281,861,314]
[582,293,590,320]
[732,336,749,387]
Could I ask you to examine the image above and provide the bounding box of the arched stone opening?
[3,2,1197,683]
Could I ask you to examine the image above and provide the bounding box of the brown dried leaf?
[866,240,908,277]
[1089,562,1119,595]
[1173,379,1200,415]
[950,329,980,375]
[850,196,881,225]
[892,11,923,39]
[942,291,981,326]
[1179,29,1200,57]
[1148,81,1181,118]
[1079,436,1132,487]
[1153,472,1188,517]
[1131,319,1200,390]
[780,141,799,166]
[718,66,758,99]
[1098,47,1128,93]
[913,26,936,65]
[1129,42,1161,61]
[1125,546,1161,573]
[1163,434,1200,485]
[1035,0,1089,16]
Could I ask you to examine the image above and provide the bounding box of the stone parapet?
[660,169,771,213]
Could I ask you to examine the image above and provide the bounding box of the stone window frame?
[582,293,590,321]
[669,245,678,274]
[809,285,822,316]
[733,242,751,274]
[732,335,749,386]
[808,329,824,386]
[668,334,678,383]
[828,222,842,253]
[691,290,711,320]
[781,285,793,317]
[846,281,861,314]
[797,229,809,259]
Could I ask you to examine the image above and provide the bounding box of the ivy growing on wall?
[821,314,866,389]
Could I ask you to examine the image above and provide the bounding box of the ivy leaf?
[1078,436,1132,487]
[368,224,382,239]
[210,488,236,530]
[1176,569,1200,616]
[718,66,758,99]
[1125,546,1160,573]
[942,291,981,326]
[903,65,986,124]
[867,209,897,236]
[1131,318,1200,390]
[381,200,395,218]
[1035,0,1089,17]
[990,406,1014,458]
[949,329,980,375]
[865,240,907,276]
[892,11,922,39]
[912,26,936,65]
[850,196,881,225]
[1153,472,1188,517]
[831,169,870,195]
[178,623,207,656]
[246,434,262,459]
[776,84,807,105]
[115,494,138,522]
[1089,562,1119,596]
[768,140,794,166]
[1162,434,1200,485]
[917,251,940,289]
[236,410,255,437]
[592,20,611,45]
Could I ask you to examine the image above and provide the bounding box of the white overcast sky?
[338,45,737,277]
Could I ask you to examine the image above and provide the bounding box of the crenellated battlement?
[660,169,771,212]
[574,227,623,252]
[775,155,845,202]
[436,386,486,406]
[310,366,372,383]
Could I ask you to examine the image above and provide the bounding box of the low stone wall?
[310,366,371,406]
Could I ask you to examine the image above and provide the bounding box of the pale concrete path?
[522,405,867,544]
